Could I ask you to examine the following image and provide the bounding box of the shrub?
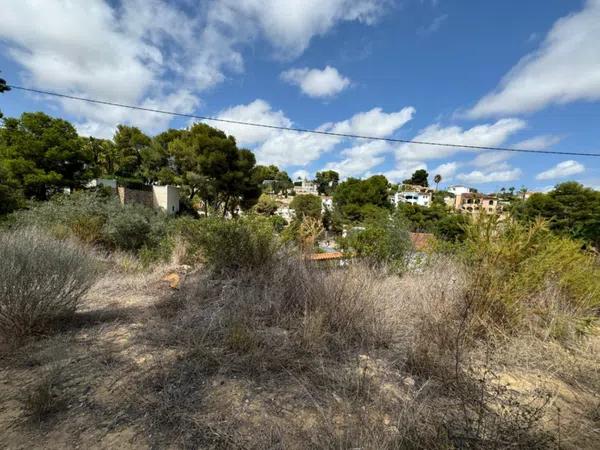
[180,215,281,274]
[0,228,99,340]
[339,212,412,272]
[103,204,166,251]
[10,191,169,257]
[463,216,600,336]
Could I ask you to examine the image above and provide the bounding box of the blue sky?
[1,0,599,192]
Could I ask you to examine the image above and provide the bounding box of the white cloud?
[213,100,415,167]
[226,0,388,58]
[432,161,459,180]
[471,151,512,168]
[328,107,415,137]
[457,168,522,184]
[383,162,428,183]
[395,118,526,161]
[0,0,390,136]
[513,134,562,150]
[535,160,585,180]
[256,130,341,166]
[281,66,351,97]
[324,141,390,177]
[292,169,311,180]
[467,0,600,117]
[214,100,292,146]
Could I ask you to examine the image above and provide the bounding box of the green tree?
[168,123,260,216]
[0,163,23,214]
[0,71,9,119]
[433,174,442,191]
[333,175,391,222]
[254,193,278,216]
[82,137,118,177]
[315,170,339,195]
[339,211,412,272]
[112,125,151,180]
[0,112,92,200]
[290,194,322,220]
[514,182,600,248]
[403,169,429,187]
[140,129,184,184]
[252,164,293,195]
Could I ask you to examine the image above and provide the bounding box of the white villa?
[393,191,432,208]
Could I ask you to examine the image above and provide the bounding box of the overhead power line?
[7,84,600,158]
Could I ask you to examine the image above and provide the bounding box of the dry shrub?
[134,254,562,448]
[0,228,99,341]
[463,217,600,337]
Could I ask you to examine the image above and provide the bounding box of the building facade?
[393,191,432,208]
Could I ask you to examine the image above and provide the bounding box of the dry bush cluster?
[0,228,99,343]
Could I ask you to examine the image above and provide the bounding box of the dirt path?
[0,267,178,449]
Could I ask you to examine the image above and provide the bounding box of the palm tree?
[433,174,442,191]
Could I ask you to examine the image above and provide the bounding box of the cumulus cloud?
[467,0,600,117]
[471,151,512,169]
[383,162,428,183]
[324,141,390,177]
[214,100,415,167]
[395,118,526,161]
[432,161,459,180]
[328,107,415,137]
[0,0,390,136]
[456,168,523,184]
[281,66,351,98]
[213,100,292,146]
[535,160,585,180]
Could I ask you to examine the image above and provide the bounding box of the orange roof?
[410,232,435,251]
[308,251,345,261]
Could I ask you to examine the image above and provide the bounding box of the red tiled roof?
[308,252,345,261]
[410,232,435,251]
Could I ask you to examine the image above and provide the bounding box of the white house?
[393,191,432,208]
[447,185,472,196]
[294,179,319,195]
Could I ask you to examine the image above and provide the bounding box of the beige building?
[117,185,180,215]
[454,193,503,215]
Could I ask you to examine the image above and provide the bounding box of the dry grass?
[1,245,598,449]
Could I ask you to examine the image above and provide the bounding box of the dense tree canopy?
[333,175,391,222]
[403,169,429,187]
[168,123,260,215]
[0,112,93,201]
[252,164,293,195]
[315,170,339,195]
[0,111,265,217]
[290,194,322,220]
[513,182,600,248]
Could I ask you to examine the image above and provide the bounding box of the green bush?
[180,215,281,274]
[463,216,600,337]
[10,191,169,257]
[339,212,412,272]
[0,228,99,340]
